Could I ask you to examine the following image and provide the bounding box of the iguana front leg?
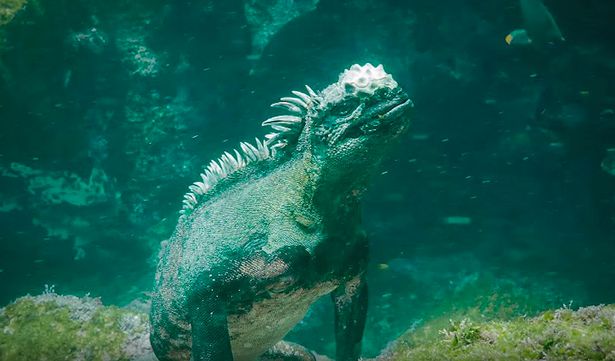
[190,293,234,361]
[331,275,368,361]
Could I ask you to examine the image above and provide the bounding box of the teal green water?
[0,0,614,358]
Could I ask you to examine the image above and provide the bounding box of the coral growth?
[6,163,112,207]
[116,29,160,77]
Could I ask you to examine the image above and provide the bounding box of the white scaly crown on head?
[338,63,398,96]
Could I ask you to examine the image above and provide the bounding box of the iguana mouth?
[383,98,413,118]
[341,95,412,137]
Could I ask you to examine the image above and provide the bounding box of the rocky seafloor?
[1,293,614,361]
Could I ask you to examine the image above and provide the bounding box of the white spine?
[179,85,317,217]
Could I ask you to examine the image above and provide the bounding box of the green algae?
[0,295,147,361]
[384,304,615,361]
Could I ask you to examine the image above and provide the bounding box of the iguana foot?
[258,341,316,361]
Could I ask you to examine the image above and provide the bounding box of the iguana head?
[264,64,412,194]
[309,64,412,165]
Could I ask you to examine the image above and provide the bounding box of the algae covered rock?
[380,304,615,361]
[0,293,155,361]
[0,0,26,26]
[1,292,614,361]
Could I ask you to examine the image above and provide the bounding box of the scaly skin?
[150,64,412,361]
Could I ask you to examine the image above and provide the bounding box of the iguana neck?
[282,151,372,222]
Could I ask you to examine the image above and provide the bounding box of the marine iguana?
[150,64,413,361]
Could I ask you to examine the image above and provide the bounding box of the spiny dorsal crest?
[263,84,318,151]
[179,85,318,218]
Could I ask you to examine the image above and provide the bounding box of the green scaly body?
[150,64,412,361]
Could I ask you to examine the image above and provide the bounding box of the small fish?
[377,263,390,271]
[386,258,418,277]
[505,29,533,46]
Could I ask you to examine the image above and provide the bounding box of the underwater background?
[0,0,614,358]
